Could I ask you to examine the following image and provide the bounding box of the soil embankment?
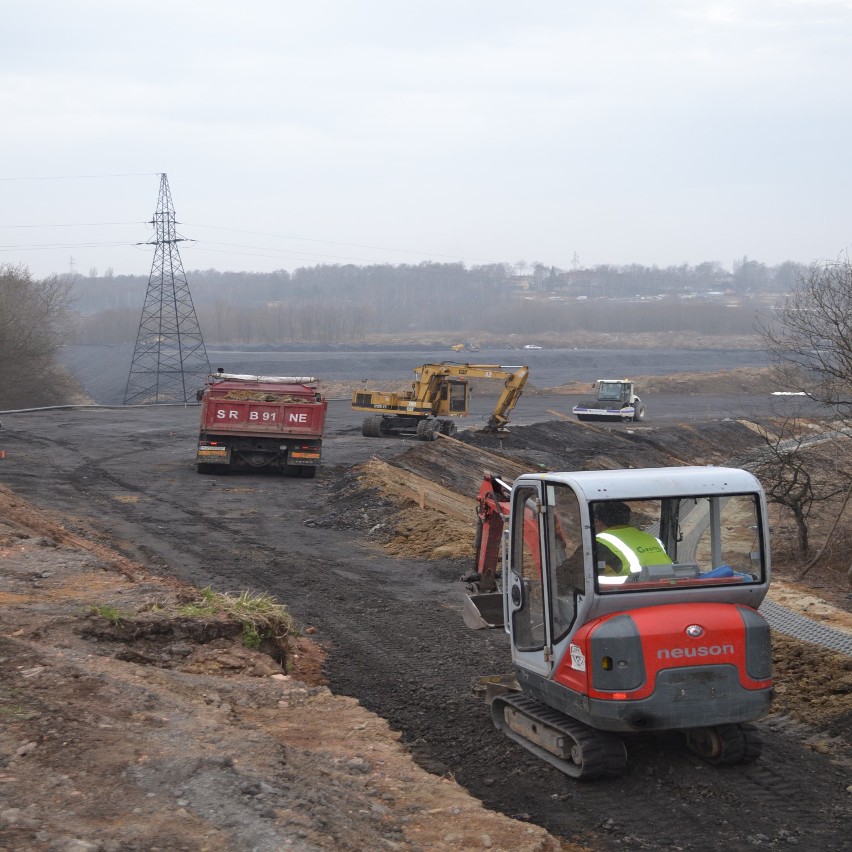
[0,483,562,852]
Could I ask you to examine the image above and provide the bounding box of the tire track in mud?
[2,410,851,851]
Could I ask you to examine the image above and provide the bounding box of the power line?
[184,222,500,265]
[192,238,388,260]
[0,220,456,261]
[0,241,133,252]
[0,172,508,266]
[1,235,502,269]
[0,173,159,181]
[0,220,496,266]
[0,211,506,269]
[0,221,145,229]
[188,243,386,265]
[1,232,500,268]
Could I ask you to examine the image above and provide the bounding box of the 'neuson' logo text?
[657,644,735,660]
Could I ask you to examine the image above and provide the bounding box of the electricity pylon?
[124,173,210,404]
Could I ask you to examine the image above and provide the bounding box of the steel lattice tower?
[124,174,210,404]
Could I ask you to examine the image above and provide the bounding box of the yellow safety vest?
[596,526,672,585]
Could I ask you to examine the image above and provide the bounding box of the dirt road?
[1,405,850,850]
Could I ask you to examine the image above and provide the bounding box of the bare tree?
[758,258,852,422]
[744,413,850,558]
[754,258,852,577]
[0,264,83,408]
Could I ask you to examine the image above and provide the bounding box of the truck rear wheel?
[300,466,317,479]
[633,403,645,422]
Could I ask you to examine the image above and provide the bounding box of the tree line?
[67,258,800,346]
[71,296,765,346]
[71,257,805,314]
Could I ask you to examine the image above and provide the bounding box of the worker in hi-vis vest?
[593,501,672,585]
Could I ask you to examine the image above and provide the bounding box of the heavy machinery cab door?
[432,378,469,417]
[506,479,588,677]
[446,379,469,414]
[506,481,551,676]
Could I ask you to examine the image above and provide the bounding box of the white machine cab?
[470,465,773,779]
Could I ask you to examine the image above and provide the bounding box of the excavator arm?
[463,473,544,629]
[482,365,529,431]
[353,362,529,439]
[463,475,512,629]
[472,474,513,592]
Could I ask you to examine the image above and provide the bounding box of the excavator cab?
[471,466,773,779]
[431,377,469,416]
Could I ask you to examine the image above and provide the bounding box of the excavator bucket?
[463,590,505,630]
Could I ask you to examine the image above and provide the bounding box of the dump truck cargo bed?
[196,372,327,475]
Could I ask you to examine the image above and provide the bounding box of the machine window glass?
[593,493,764,593]
[547,483,585,642]
[596,382,623,401]
[448,381,467,412]
[511,485,546,651]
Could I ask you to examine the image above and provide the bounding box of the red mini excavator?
[463,466,773,780]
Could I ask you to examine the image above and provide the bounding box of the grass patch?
[0,688,35,720]
[0,702,30,719]
[88,604,126,625]
[179,587,295,650]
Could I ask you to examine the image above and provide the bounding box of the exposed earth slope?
[0,484,561,852]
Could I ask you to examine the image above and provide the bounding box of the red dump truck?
[195,371,327,477]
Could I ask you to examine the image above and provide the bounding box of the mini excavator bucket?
[462,590,505,630]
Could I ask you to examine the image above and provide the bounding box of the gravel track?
[1,404,850,851]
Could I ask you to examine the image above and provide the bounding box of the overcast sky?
[2,1,851,279]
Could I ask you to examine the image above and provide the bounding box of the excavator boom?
[352,362,529,440]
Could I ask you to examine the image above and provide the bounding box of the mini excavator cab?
[471,466,773,779]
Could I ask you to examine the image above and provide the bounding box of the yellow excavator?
[352,362,529,440]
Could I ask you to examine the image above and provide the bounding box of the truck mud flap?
[463,591,505,630]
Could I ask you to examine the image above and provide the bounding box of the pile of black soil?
[456,418,767,472]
